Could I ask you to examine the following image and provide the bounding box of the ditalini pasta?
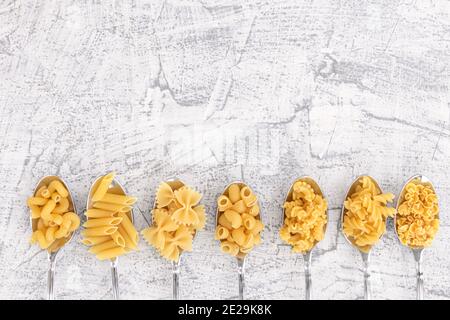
[215,183,264,258]
[141,181,206,262]
[279,180,328,253]
[342,176,396,253]
[81,172,139,261]
[28,178,80,252]
[396,180,439,248]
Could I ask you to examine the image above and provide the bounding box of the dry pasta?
[396,180,439,248]
[27,178,80,252]
[279,180,328,253]
[342,176,396,253]
[215,183,264,258]
[81,172,139,260]
[142,181,205,262]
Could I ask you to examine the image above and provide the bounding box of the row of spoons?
[30,174,438,300]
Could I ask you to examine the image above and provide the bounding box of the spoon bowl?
[87,174,134,300]
[395,174,438,300]
[150,178,193,300]
[340,175,385,300]
[30,175,78,300]
[216,181,262,299]
[283,176,327,300]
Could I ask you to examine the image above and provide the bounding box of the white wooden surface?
[0,0,449,300]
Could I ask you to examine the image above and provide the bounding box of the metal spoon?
[151,178,194,300]
[216,181,262,300]
[283,176,328,300]
[395,174,438,300]
[340,175,388,300]
[30,176,79,300]
[87,174,134,300]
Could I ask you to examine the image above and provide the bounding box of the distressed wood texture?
[0,0,450,300]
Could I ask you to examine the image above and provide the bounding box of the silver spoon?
[30,176,79,300]
[340,175,388,300]
[87,174,134,300]
[151,178,194,300]
[283,176,328,300]
[395,174,439,300]
[216,181,262,300]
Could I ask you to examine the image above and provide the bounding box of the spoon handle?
[47,254,57,300]
[172,261,180,300]
[237,258,245,300]
[111,259,120,300]
[304,251,312,300]
[413,250,424,300]
[361,253,372,300]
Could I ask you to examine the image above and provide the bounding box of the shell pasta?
[215,183,264,258]
[27,178,80,252]
[81,172,139,261]
[141,181,205,262]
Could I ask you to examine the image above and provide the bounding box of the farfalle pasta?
[279,180,328,253]
[215,183,264,258]
[142,181,205,262]
[343,176,396,253]
[81,172,139,260]
[396,180,439,248]
[28,178,80,252]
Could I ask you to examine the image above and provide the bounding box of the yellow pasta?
[83,217,122,228]
[216,183,264,258]
[48,180,69,198]
[142,181,205,262]
[396,180,439,248]
[85,208,116,218]
[92,172,115,202]
[27,178,80,252]
[100,193,137,206]
[280,180,328,254]
[81,173,139,261]
[342,176,396,253]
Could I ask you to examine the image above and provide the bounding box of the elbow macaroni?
[343,176,396,253]
[215,183,264,258]
[279,180,328,253]
[396,180,439,248]
[141,181,205,262]
[28,178,80,252]
[81,172,139,260]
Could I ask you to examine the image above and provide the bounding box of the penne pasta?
[100,193,137,206]
[81,236,111,246]
[92,172,115,202]
[111,231,126,247]
[118,224,137,249]
[93,202,131,213]
[85,208,116,218]
[88,240,118,254]
[96,246,127,261]
[82,217,122,228]
[82,226,118,237]
[117,212,138,245]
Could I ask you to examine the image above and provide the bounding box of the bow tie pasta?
[81,172,139,260]
[279,180,328,253]
[343,176,396,253]
[28,179,80,252]
[142,181,205,262]
[215,183,264,259]
[396,180,439,248]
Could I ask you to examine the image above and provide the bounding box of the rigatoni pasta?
[28,178,80,252]
[215,183,264,258]
[81,172,139,261]
[141,181,206,262]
